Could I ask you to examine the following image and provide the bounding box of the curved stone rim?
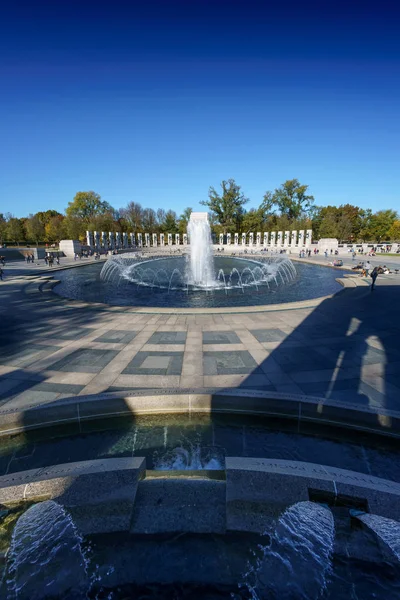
[0,388,398,439]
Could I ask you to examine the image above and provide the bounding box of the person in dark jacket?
[371,266,379,291]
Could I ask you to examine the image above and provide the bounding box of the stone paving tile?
[250,328,296,343]
[93,329,138,344]
[202,331,241,344]
[113,374,181,387]
[0,380,84,406]
[203,350,260,375]
[271,348,336,373]
[143,344,189,353]
[0,344,63,368]
[48,348,119,373]
[48,327,93,340]
[122,351,184,375]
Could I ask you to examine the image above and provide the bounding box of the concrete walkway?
[0,255,399,420]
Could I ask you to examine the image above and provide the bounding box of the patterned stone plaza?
[1,253,400,416]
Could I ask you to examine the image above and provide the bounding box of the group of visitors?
[44,254,59,267]
[299,249,312,258]
[25,253,36,263]
[350,260,394,290]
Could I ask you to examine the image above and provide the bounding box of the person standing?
[370,266,379,291]
[0,267,3,280]
[365,261,372,276]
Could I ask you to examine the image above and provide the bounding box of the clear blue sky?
[1,0,399,218]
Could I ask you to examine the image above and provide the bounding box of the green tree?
[66,191,113,222]
[162,210,178,233]
[0,214,7,245]
[335,214,353,242]
[6,217,24,245]
[201,179,249,234]
[64,216,86,241]
[368,210,398,242]
[271,179,314,221]
[318,211,338,238]
[178,207,192,235]
[25,214,45,245]
[359,209,373,241]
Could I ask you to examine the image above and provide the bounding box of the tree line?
[1,180,399,246]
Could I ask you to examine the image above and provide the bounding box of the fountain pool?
[53,213,349,308]
[53,259,346,308]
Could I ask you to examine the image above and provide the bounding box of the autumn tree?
[25,214,45,245]
[388,220,400,241]
[45,215,66,242]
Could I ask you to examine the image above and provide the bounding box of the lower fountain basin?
[53,257,346,308]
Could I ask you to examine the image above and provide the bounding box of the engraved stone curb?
[226,458,400,533]
[0,457,146,535]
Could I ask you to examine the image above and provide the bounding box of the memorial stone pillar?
[227,233,231,245]
[298,230,305,247]
[94,231,100,249]
[256,232,261,245]
[306,229,313,247]
[183,233,188,245]
[130,233,135,247]
[249,232,254,246]
[160,233,165,246]
[264,232,268,247]
[109,232,115,250]
[145,233,150,247]
[284,231,290,247]
[277,231,283,247]
[101,232,107,249]
[86,231,94,248]
[234,233,239,245]
[123,232,128,248]
[152,233,157,247]
[168,233,172,245]
[175,233,180,245]
[116,232,122,249]
[219,233,224,245]
[137,233,143,248]
[242,233,246,246]
[270,231,276,246]
[291,231,297,247]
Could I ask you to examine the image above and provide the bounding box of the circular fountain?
[100,212,297,295]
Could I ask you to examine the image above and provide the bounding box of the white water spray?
[186,212,215,286]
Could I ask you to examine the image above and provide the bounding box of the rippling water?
[53,260,346,308]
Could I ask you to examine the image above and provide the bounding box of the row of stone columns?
[86,229,313,249]
[222,230,312,247]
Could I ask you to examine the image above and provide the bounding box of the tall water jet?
[187,212,215,286]
[5,500,88,600]
[251,501,334,599]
